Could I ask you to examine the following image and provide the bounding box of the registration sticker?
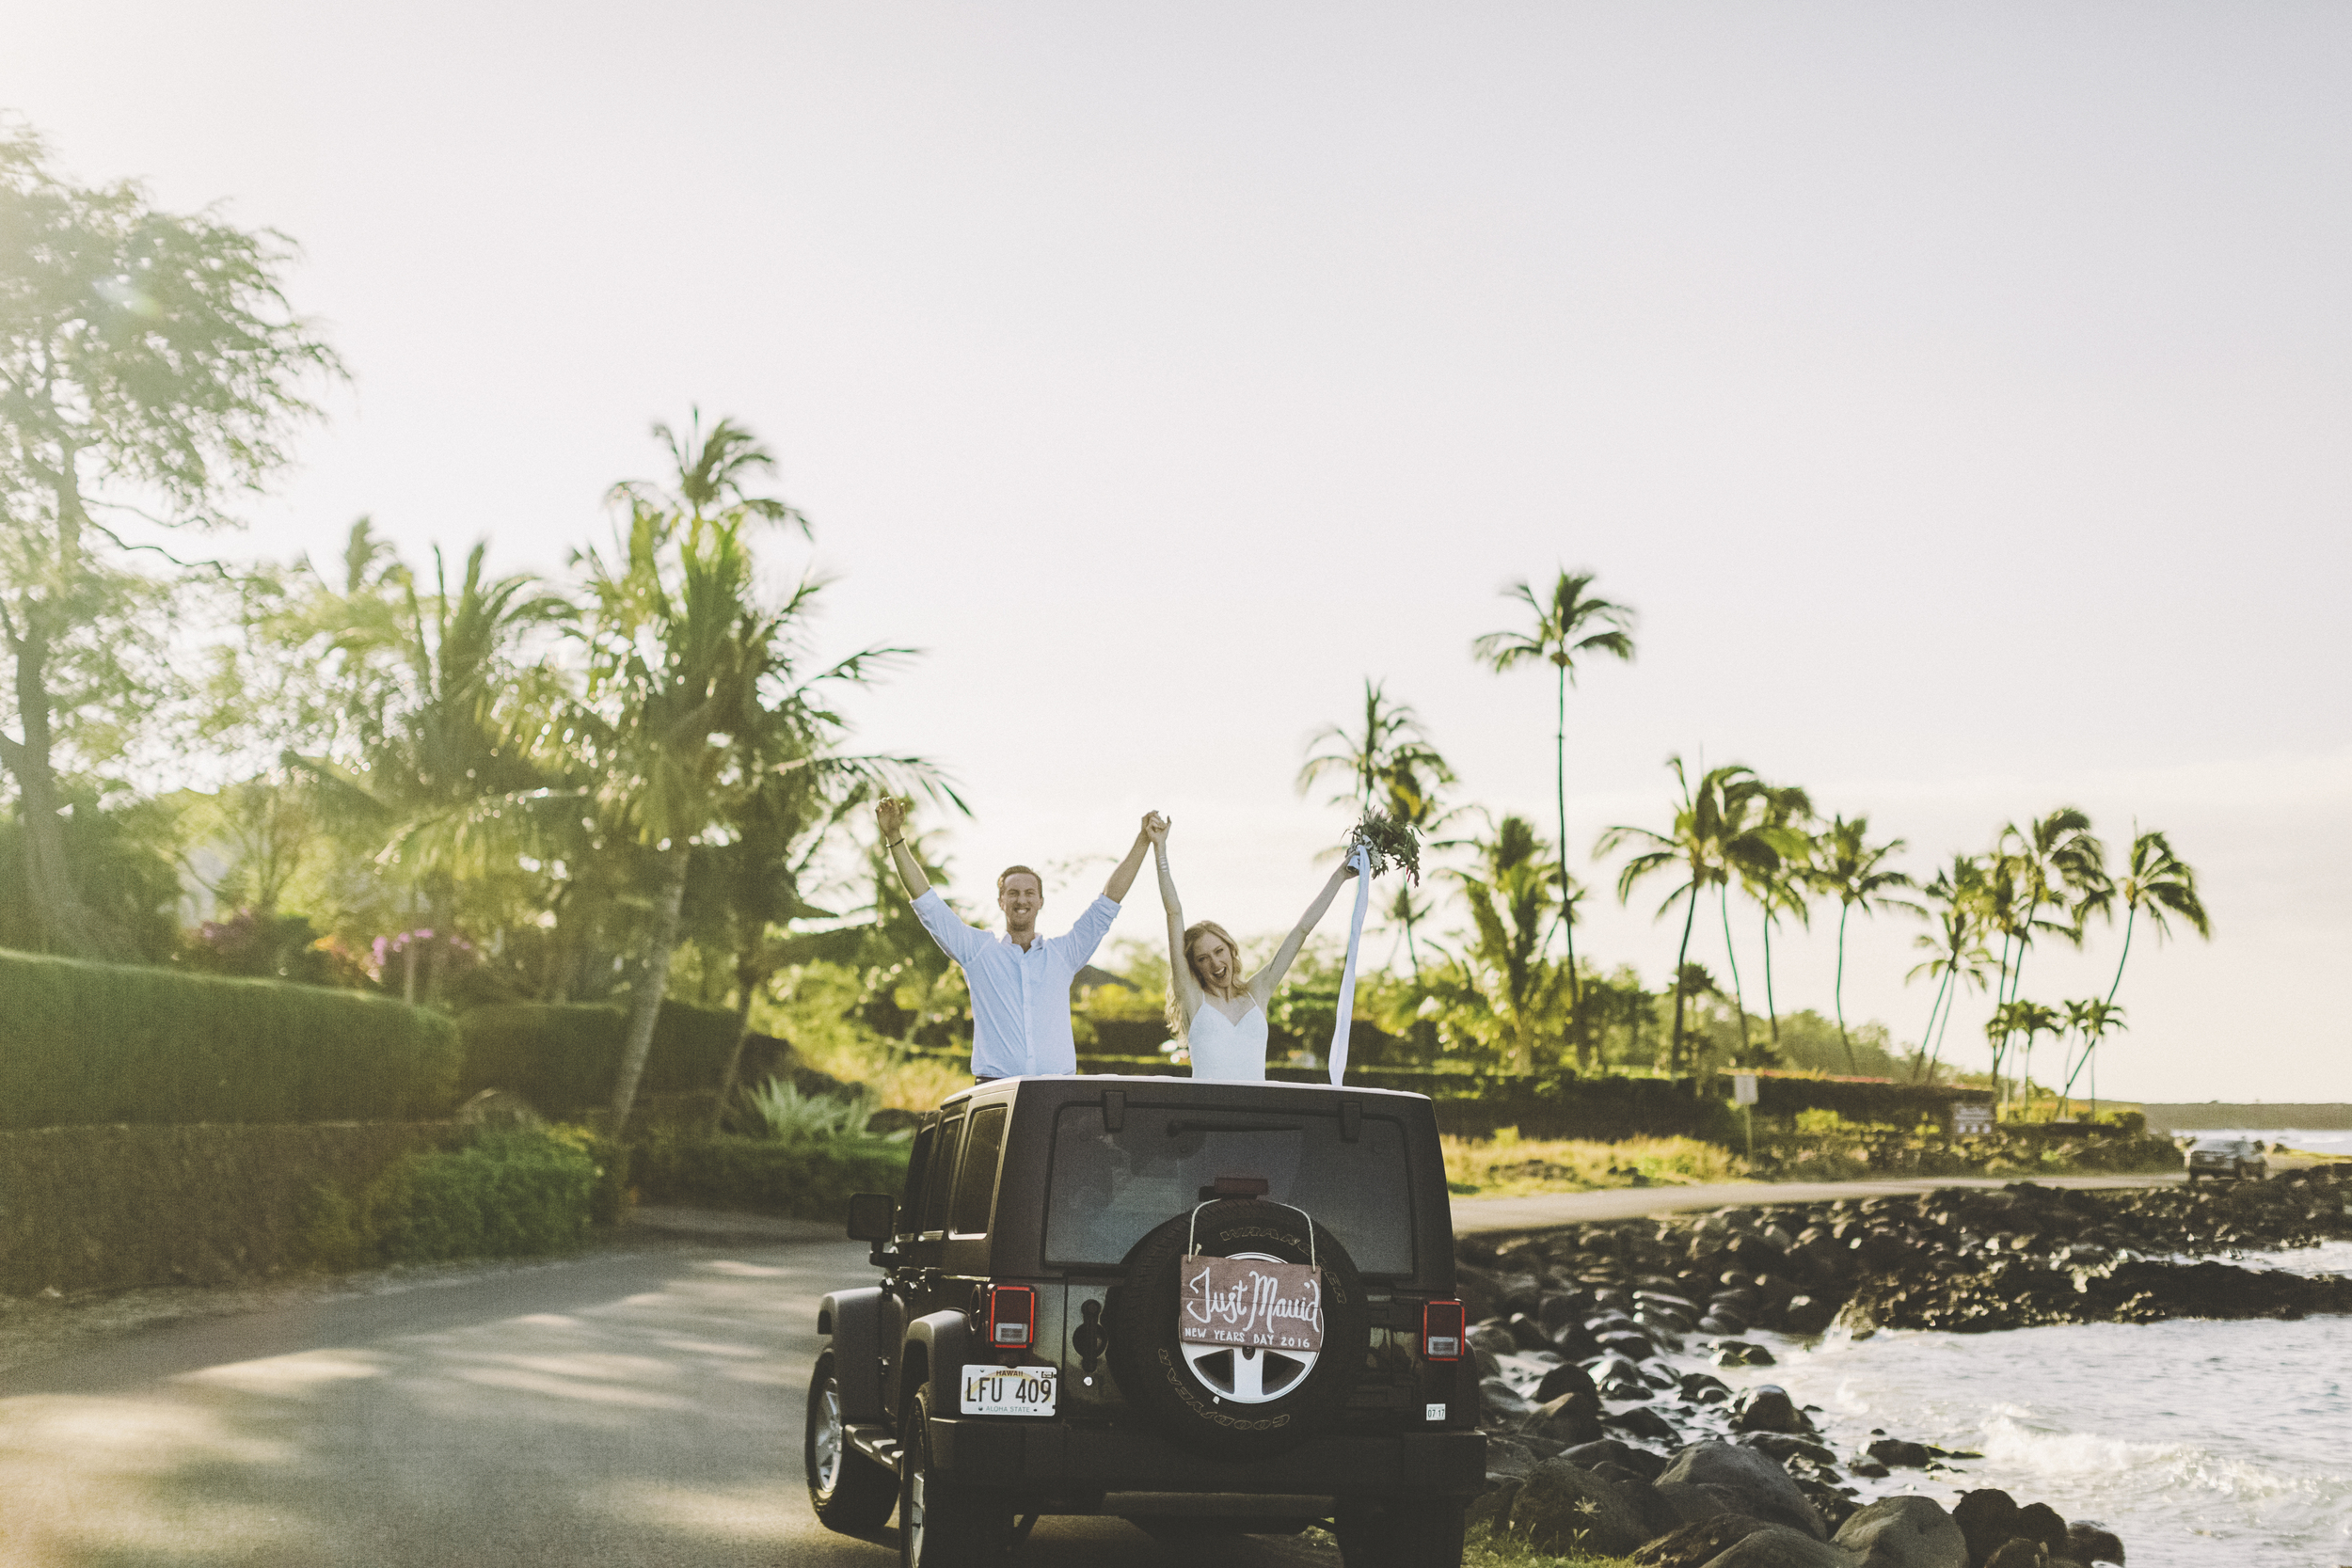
[960,1364,1058,1417]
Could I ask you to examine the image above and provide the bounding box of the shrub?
[0,1121,441,1294]
[364,1129,597,1263]
[739,1076,880,1147]
[0,949,463,1128]
[454,998,746,1114]
[632,1131,911,1220]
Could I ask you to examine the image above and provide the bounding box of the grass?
[1441,1129,1747,1196]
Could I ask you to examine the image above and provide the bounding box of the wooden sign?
[1180,1256,1325,1353]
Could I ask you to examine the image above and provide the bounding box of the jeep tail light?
[987,1284,1037,1352]
[1422,1300,1465,1361]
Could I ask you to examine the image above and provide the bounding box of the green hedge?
[633,1133,912,1220]
[364,1129,598,1263]
[0,949,463,1128]
[1743,1074,1988,1128]
[456,999,758,1114]
[0,1120,443,1293]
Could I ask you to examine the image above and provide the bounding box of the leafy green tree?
[1471,570,1635,1012]
[2099,826,2209,1007]
[1808,815,1919,1073]
[1597,757,1778,1074]
[0,125,340,956]
[1420,814,1568,1073]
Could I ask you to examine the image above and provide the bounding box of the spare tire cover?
[1106,1198,1370,1458]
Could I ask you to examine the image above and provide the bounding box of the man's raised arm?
[877,797,933,900]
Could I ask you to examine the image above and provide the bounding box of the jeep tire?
[899,1381,1014,1568]
[806,1351,896,1533]
[1106,1198,1370,1459]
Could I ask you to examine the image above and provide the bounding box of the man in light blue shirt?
[876,799,1161,1080]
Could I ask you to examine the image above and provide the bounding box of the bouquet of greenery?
[1345,808,1421,883]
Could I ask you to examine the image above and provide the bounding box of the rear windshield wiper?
[1165,1119,1303,1135]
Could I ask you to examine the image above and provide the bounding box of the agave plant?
[739,1076,882,1148]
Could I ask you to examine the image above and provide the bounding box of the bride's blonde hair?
[1168,920,1248,1037]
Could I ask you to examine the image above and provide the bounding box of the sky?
[6,2,2347,1101]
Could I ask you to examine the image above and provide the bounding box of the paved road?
[0,1240,1327,1568]
[1452,1171,2185,1234]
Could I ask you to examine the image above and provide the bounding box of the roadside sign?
[1732,1073,1758,1106]
[1951,1100,1994,1137]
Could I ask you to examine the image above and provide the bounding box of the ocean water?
[1705,1240,2352,1568]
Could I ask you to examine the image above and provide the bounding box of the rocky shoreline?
[1451,1167,2352,1565]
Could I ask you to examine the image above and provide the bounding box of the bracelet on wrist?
[886,838,905,849]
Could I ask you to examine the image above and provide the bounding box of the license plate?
[960,1364,1057,1417]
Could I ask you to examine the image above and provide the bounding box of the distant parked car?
[2185,1136,2266,1183]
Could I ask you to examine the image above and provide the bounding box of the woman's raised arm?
[1247,857,1359,1004]
[1151,816,1200,1021]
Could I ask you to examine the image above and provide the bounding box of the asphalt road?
[0,1240,1328,1568]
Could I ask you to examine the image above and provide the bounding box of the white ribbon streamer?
[1327,845,1375,1085]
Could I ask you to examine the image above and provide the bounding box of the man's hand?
[877,799,930,899]
[1144,812,1169,847]
[1104,811,1163,904]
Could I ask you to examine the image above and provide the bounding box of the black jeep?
[806,1074,1485,1566]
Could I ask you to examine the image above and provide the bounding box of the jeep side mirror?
[846,1193,896,1242]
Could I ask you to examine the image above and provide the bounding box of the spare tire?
[1106,1198,1369,1458]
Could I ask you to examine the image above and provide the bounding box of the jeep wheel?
[806,1351,896,1533]
[1336,1497,1467,1568]
[1106,1198,1369,1459]
[899,1381,1015,1568]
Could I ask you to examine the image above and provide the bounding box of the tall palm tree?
[582,413,819,1125]
[2058,997,2127,1117]
[1986,808,2108,1101]
[2100,826,2210,1006]
[1597,757,1772,1075]
[1735,783,1815,1061]
[1907,855,1993,1083]
[1809,816,1920,1073]
[1472,570,1635,1015]
[2006,999,2063,1117]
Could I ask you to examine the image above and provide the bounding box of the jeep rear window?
[1042,1103,1414,1277]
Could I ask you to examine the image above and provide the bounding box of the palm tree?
[1371,752,1463,979]
[289,522,573,1002]
[1421,814,1567,1073]
[582,413,818,1126]
[1907,855,1993,1083]
[2100,826,2210,1007]
[1986,808,2109,1085]
[2058,997,2127,1117]
[1472,570,1635,1014]
[1809,816,1919,1073]
[697,651,963,1129]
[2006,999,2063,1117]
[1735,783,1815,1061]
[1296,678,1449,814]
[1597,757,1774,1075]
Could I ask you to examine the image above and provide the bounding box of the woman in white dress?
[1148,817,1358,1081]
